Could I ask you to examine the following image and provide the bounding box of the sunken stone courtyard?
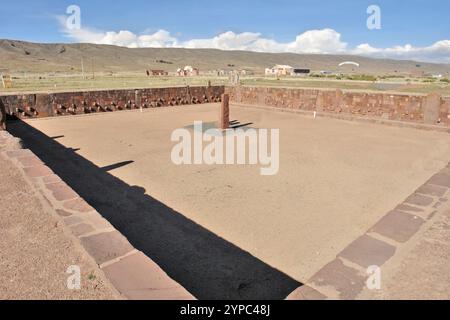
[1,85,449,300]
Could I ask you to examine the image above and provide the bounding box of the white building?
[177,66,200,76]
[265,65,294,76]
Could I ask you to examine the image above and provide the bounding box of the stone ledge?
[369,210,425,243]
[80,231,135,265]
[1,130,196,300]
[287,164,450,300]
[102,251,195,300]
[285,285,327,300]
[309,258,367,300]
[338,235,396,268]
[232,103,450,133]
[0,86,225,120]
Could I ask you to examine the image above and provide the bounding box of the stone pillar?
[219,94,230,130]
[315,91,324,112]
[186,86,191,104]
[35,94,52,118]
[257,87,265,106]
[334,89,343,111]
[135,90,141,108]
[0,98,6,130]
[424,93,441,125]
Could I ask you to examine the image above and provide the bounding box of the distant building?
[216,69,227,76]
[239,69,252,76]
[177,66,200,77]
[265,65,294,76]
[149,70,168,76]
[293,68,311,76]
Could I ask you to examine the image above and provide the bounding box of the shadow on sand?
[8,119,301,300]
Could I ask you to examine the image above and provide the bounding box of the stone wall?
[0,98,6,130]
[226,86,450,127]
[2,85,450,128]
[0,86,225,119]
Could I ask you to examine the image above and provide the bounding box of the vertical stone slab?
[135,90,141,108]
[440,97,450,125]
[360,93,369,114]
[235,86,242,104]
[186,86,192,104]
[35,94,52,118]
[424,93,441,125]
[316,91,324,112]
[257,87,266,106]
[334,89,343,111]
[220,94,230,130]
[0,98,6,130]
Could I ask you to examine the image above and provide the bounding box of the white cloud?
[286,29,347,54]
[181,29,347,54]
[183,31,270,51]
[57,16,179,48]
[353,41,450,63]
[58,17,450,63]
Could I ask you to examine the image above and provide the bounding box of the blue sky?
[1,0,449,62]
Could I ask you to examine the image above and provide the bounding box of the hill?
[1,39,449,76]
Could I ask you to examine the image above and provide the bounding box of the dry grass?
[0,72,229,94]
[1,72,449,96]
[242,77,450,95]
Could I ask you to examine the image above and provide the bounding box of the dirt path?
[0,152,120,300]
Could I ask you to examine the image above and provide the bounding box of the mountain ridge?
[1,39,449,75]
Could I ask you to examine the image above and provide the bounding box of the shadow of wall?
[8,120,301,300]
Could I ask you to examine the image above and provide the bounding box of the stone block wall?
[226,86,450,127]
[442,96,450,125]
[1,85,449,128]
[0,86,225,119]
[0,98,6,130]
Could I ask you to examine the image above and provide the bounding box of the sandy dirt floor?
[0,153,119,300]
[8,103,450,298]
